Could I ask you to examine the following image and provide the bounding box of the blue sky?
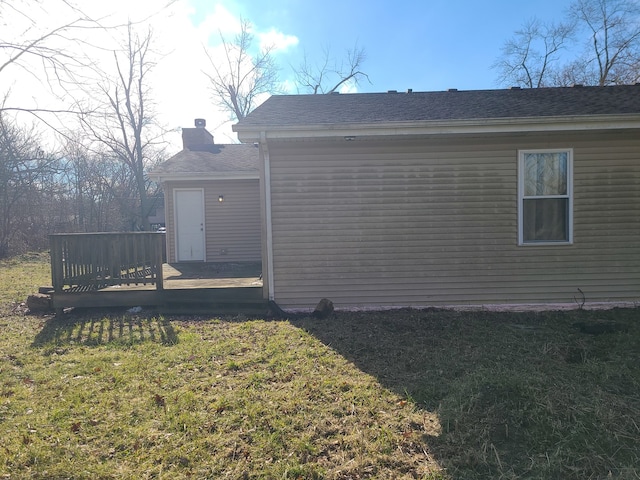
[188,0,574,93]
[2,0,576,148]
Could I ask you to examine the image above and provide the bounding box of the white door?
[175,189,205,261]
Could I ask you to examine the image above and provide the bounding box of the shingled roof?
[234,85,640,131]
[150,143,259,179]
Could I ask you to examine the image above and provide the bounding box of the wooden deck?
[95,262,263,290]
[49,233,265,314]
[51,261,265,314]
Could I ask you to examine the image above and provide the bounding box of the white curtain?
[523,152,568,242]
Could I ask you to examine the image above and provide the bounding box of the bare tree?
[81,24,166,231]
[203,18,280,121]
[293,44,370,94]
[203,20,371,121]
[60,135,120,232]
[570,0,640,85]
[494,18,575,88]
[495,0,640,87]
[0,113,61,257]
[0,1,104,123]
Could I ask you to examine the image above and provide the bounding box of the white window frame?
[518,148,573,246]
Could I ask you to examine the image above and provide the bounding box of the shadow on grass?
[32,310,179,348]
[291,307,640,480]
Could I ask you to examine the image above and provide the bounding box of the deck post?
[154,233,164,291]
[50,235,64,294]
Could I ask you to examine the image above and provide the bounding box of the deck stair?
[158,287,267,315]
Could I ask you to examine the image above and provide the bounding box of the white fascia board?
[234,114,640,142]
[148,172,259,182]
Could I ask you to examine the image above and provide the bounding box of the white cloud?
[279,78,298,94]
[259,29,299,52]
[339,80,360,94]
[195,3,242,42]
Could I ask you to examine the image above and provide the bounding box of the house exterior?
[150,121,261,264]
[232,85,640,310]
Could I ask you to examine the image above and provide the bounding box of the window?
[518,149,573,245]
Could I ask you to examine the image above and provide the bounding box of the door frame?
[173,188,206,262]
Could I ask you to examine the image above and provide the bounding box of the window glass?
[524,152,567,196]
[523,198,568,242]
[519,150,572,244]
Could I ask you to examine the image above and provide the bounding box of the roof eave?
[148,171,259,183]
[234,114,640,142]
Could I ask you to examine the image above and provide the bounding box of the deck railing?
[50,232,165,293]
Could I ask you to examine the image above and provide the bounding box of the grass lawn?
[1,253,639,479]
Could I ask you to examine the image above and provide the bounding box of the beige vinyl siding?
[164,179,261,263]
[266,130,640,309]
[164,187,175,261]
